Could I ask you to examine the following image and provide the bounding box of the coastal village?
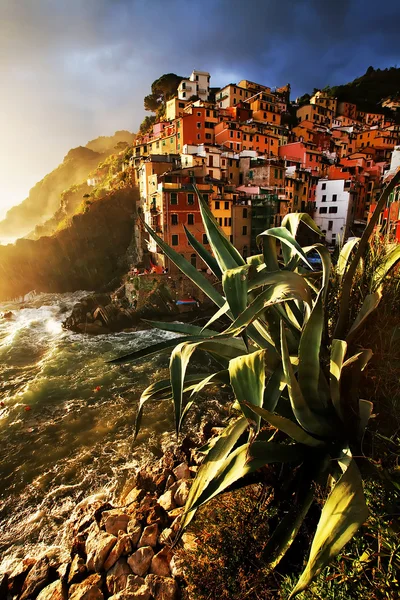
[88,69,400,275]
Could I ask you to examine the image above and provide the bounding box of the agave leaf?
[282,212,323,239]
[201,301,230,331]
[298,292,326,411]
[178,417,248,534]
[371,244,400,291]
[226,275,312,338]
[248,269,311,297]
[263,365,287,412]
[307,244,331,304]
[144,221,226,309]
[346,288,382,342]
[247,254,264,267]
[262,236,280,272]
[229,350,266,431]
[143,320,218,338]
[359,399,373,438]
[336,238,360,280]
[109,335,203,364]
[257,227,313,269]
[191,441,304,512]
[330,339,347,420]
[281,322,334,438]
[242,402,325,447]
[290,459,368,597]
[133,374,206,440]
[170,338,248,435]
[184,225,222,279]
[190,369,230,397]
[194,184,245,271]
[223,264,250,319]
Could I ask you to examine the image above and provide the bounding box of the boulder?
[170,556,184,578]
[36,580,65,600]
[150,547,173,577]
[0,573,8,597]
[106,558,132,595]
[101,510,130,536]
[146,504,169,528]
[173,480,191,507]
[127,547,154,577]
[127,520,142,546]
[158,528,174,546]
[108,585,151,600]
[85,527,117,572]
[124,487,145,507]
[145,574,178,600]
[137,524,158,548]
[20,555,52,600]
[157,490,176,512]
[103,534,133,570]
[68,554,87,584]
[7,557,36,595]
[173,463,190,481]
[69,573,103,600]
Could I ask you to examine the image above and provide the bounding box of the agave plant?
[112,172,400,596]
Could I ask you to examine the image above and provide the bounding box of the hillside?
[0,130,135,240]
[326,66,400,112]
[0,186,139,301]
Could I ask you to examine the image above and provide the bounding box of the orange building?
[214,121,279,155]
[176,105,219,151]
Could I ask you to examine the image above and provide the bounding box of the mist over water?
[0,292,186,572]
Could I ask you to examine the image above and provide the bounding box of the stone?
[69,573,103,600]
[150,547,173,577]
[146,504,169,528]
[170,556,184,578]
[138,524,158,548]
[173,480,191,507]
[106,558,132,595]
[86,527,117,572]
[158,527,174,546]
[127,547,154,577]
[36,580,65,600]
[103,534,132,570]
[145,574,178,600]
[157,490,176,512]
[101,510,130,536]
[20,555,51,600]
[124,487,145,507]
[68,554,87,584]
[0,573,8,597]
[127,520,142,547]
[108,585,151,600]
[165,475,175,490]
[182,532,197,552]
[7,557,36,594]
[173,462,190,480]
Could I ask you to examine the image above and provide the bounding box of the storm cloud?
[1,0,399,216]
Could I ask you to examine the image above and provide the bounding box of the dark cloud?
[1,0,399,215]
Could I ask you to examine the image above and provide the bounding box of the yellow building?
[165,97,189,121]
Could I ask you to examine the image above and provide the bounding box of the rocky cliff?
[0,187,139,301]
[0,131,135,239]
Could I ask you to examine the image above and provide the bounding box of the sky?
[1,0,399,220]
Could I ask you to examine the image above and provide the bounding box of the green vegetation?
[114,169,400,597]
[323,66,400,112]
[143,72,183,116]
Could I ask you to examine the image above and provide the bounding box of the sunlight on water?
[0,291,189,571]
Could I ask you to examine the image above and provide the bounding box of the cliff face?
[0,131,135,239]
[0,187,139,301]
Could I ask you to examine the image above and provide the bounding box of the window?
[319,207,328,214]
[328,220,333,231]
[274,168,278,179]
[203,194,209,204]
[203,234,209,244]
[329,206,338,214]
[243,208,248,218]
[224,201,229,210]
[219,217,223,226]
[197,122,202,129]
[242,225,247,235]
[172,234,179,246]
[179,102,185,108]
[205,133,212,140]
[182,92,186,98]
[171,193,177,205]
[332,194,337,202]
[187,193,194,205]
[171,214,178,225]
[321,183,326,190]
[191,253,197,267]
[197,111,201,116]
[230,130,233,138]
[322,195,327,202]
[188,213,194,225]
[215,201,220,209]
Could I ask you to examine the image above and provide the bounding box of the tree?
[144,73,184,113]
[139,115,157,134]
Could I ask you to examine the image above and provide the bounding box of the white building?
[313,179,355,245]
[384,145,400,181]
[178,70,210,102]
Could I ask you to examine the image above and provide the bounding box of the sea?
[0,292,219,573]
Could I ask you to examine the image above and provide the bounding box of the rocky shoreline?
[0,428,221,600]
